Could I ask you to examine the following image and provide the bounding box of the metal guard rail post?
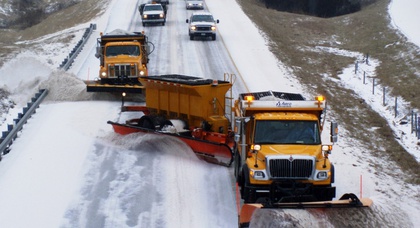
[59,23,96,71]
[0,89,48,159]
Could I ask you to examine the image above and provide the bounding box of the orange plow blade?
[239,193,372,227]
[107,121,234,166]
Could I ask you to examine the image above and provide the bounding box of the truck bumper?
[142,19,165,24]
[190,32,214,37]
[242,181,336,203]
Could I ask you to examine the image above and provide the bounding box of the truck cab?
[234,91,337,203]
[94,30,150,86]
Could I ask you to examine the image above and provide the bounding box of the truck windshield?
[191,15,214,22]
[144,5,162,11]
[106,45,140,57]
[254,120,321,145]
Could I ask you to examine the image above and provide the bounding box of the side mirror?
[330,122,338,143]
[216,19,220,23]
[95,47,102,58]
[186,19,189,23]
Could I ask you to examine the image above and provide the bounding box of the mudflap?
[107,121,234,166]
[238,204,262,228]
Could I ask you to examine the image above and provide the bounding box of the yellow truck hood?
[259,144,322,158]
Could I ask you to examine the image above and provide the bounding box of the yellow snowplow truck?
[233,91,338,204]
[86,29,153,93]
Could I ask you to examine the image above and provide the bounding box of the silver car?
[186,0,204,10]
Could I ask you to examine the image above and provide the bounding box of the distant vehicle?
[186,0,204,10]
[186,12,219,41]
[154,0,169,6]
[138,3,146,16]
[139,2,167,16]
[141,3,166,26]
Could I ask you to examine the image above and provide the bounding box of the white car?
[186,12,219,41]
[141,3,166,26]
[186,0,204,10]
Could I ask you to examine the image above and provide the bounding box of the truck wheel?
[234,150,241,181]
[162,22,165,26]
[241,165,254,203]
[189,35,194,40]
[142,22,146,26]
[138,115,166,130]
[212,34,216,41]
[138,116,155,130]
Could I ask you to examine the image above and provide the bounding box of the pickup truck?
[141,3,166,26]
[186,12,219,40]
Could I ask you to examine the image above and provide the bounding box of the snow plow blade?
[239,193,372,228]
[107,121,234,167]
[85,80,144,93]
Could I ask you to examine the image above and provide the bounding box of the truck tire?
[241,165,255,203]
[142,22,146,26]
[234,150,241,181]
[212,34,216,41]
[189,35,194,40]
[138,115,166,130]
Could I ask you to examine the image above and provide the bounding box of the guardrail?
[355,54,419,139]
[1,23,95,160]
[59,23,96,70]
[0,89,48,160]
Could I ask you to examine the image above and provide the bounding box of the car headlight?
[211,26,216,31]
[143,15,148,19]
[250,169,268,180]
[316,171,328,180]
[191,26,196,31]
[160,13,164,18]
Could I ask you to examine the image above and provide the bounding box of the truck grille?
[267,157,314,179]
[108,64,137,78]
[196,26,211,31]
[147,14,161,19]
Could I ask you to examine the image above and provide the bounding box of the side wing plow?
[239,193,372,228]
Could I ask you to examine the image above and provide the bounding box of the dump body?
[87,30,150,92]
[233,91,337,204]
[107,74,235,166]
[139,75,232,135]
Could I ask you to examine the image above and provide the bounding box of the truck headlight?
[101,72,107,77]
[160,13,164,18]
[211,26,216,31]
[316,171,328,180]
[250,169,267,180]
[143,15,148,19]
[191,26,196,31]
